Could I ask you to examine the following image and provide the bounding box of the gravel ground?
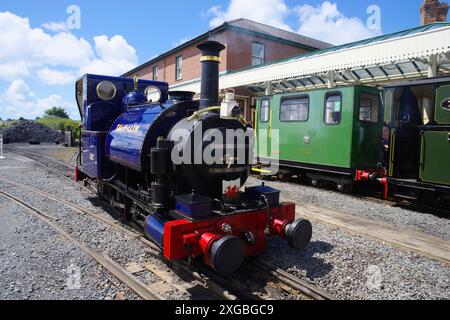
[259,224,450,300]
[247,177,450,242]
[0,198,138,300]
[2,145,450,300]
[0,150,199,300]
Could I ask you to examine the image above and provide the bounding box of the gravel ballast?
[0,198,138,300]
[0,151,194,300]
[247,177,450,242]
[260,223,450,300]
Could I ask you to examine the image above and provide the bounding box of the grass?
[37,117,82,140]
[0,120,16,129]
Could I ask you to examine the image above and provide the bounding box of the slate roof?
[123,18,332,77]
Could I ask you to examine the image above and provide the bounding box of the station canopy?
[172,22,450,94]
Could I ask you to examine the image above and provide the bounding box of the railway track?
[255,174,450,217]
[0,188,162,300]
[4,147,76,183]
[3,147,335,300]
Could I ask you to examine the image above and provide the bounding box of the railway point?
[0,0,449,312]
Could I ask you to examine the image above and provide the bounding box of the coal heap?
[0,120,63,143]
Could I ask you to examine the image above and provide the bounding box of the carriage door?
[419,85,450,185]
[256,98,272,160]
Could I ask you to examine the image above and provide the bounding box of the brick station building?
[125,2,448,124]
[123,18,331,123]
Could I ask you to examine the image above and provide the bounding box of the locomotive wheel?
[278,172,292,182]
[311,179,321,188]
[210,236,245,276]
[285,219,313,251]
[337,183,353,194]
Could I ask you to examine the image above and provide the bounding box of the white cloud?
[207,0,292,31]
[0,11,138,85]
[295,2,382,45]
[3,79,35,101]
[0,79,77,119]
[206,1,382,46]
[36,68,79,85]
[93,35,137,62]
[171,36,194,48]
[0,62,31,81]
[41,21,69,32]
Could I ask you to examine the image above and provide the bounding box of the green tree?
[45,107,69,119]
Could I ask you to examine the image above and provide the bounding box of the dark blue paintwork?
[144,214,166,246]
[106,104,163,171]
[81,131,114,178]
[78,74,169,178]
[105,102,197,173]
[76,74,169,121]
[123,92,148,107]
[85,102,120,131]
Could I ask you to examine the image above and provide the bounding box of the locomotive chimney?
[197,41,226,110]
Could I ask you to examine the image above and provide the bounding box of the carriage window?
[324,93,342,125]
[359,93,379,123]
[260,99,270,123]
[280,97,309,122]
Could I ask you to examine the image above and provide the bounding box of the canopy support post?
[265,81,272,95]
[428,54,438,78]
[326,71,336,88]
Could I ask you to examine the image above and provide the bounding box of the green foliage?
[45,107,70,119]
[0,121,14,129]
[37,116,82,140]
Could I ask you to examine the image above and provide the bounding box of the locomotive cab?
[384,77,450,204]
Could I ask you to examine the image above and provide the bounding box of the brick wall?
[420,0,449,25]
[226,30,309,70]
[134,30,310,85]
[136,32,228,83]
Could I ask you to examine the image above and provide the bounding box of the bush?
[37,116,82,140]
[45,107,70,119]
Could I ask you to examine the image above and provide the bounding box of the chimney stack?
[197,41,226,110]
[420,0,449,25]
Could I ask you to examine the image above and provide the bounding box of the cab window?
[260,99,270,123]
[280,96,309,122]
[324,93,342,125]
[359,93,379,123]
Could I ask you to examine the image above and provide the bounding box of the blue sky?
[0,0,443,120]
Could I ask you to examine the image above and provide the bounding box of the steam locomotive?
[75,41,312,275]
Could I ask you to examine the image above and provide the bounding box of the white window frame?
[252,42,265,66]
[175,56,183,80]
[153,65,158,81]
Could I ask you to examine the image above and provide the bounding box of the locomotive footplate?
[164,202,312,275]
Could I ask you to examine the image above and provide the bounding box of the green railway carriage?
[384,77,450,204]
[254,86,384,191]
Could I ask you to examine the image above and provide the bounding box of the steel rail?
[0,188,162,300]
[0,177,245,300]
[248,259,335,300]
